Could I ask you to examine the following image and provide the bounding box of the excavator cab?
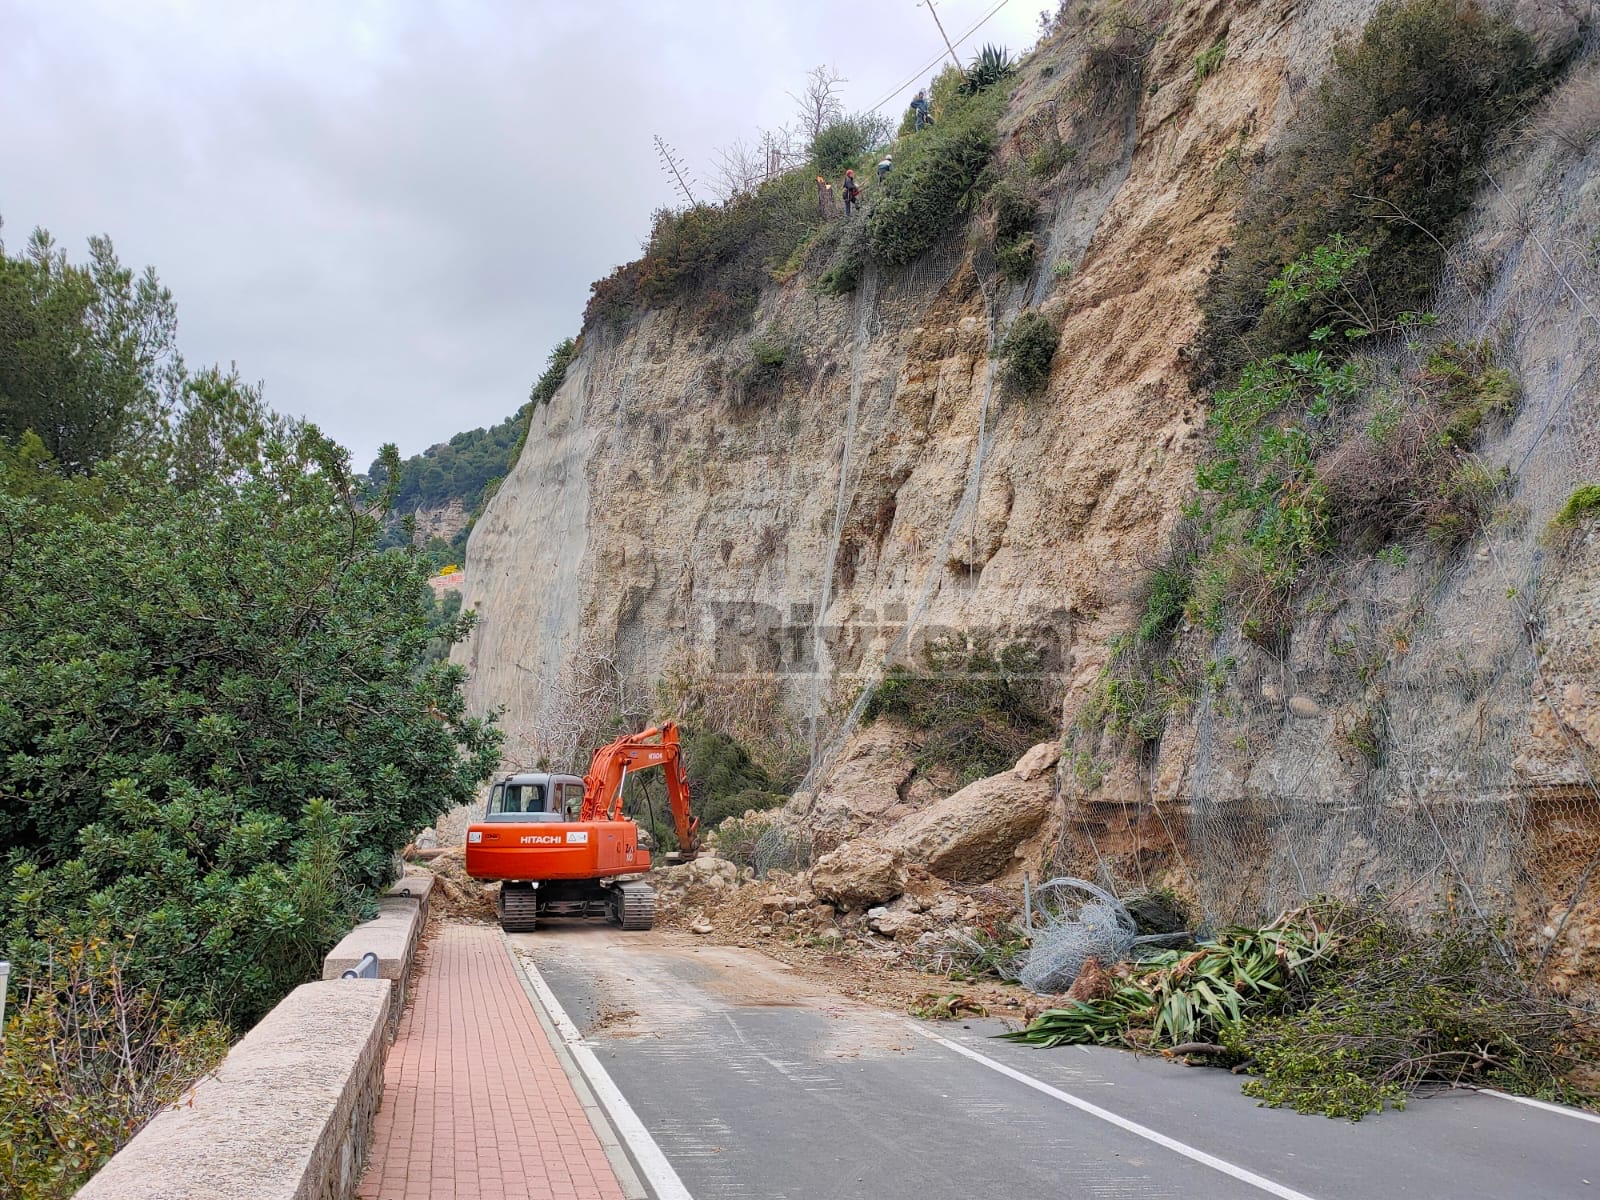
[465,725,700,935]
[483,774,574,822]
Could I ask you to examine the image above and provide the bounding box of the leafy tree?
[0,225,183,472]
[367,404,529,514]
[0,426,502,1028]
[809,113,893,175]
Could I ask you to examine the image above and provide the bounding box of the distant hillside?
[368,339,575,567]
[368,406,527,517]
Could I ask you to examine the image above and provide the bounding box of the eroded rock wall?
[457,0,1598,989]
[459,0,1377,761]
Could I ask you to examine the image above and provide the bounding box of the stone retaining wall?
[76,868,435,1200]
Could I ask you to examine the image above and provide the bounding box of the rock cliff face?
[460,0,1375,752]
[457,0,1599,982]
[410,499,471,550]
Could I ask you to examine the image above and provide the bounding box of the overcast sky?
[1,0,1038,468]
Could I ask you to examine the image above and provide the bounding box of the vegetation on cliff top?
[586,54,1011,328]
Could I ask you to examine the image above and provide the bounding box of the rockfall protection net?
[1056,142,1600,1012]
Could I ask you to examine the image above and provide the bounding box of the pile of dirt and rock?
[413,846,498,922]
[648,743,1066,1010]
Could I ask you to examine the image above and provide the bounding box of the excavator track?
[615,882,656,931]
[498,884,539,933]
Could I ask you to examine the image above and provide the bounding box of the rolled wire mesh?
[1018,878,1138,993]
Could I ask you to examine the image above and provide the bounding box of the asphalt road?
[515,925,1600,1200]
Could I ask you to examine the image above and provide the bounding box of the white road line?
[1480,1089,1600,1125]
[909,1023,1319,1200]
[517,949,696,1200]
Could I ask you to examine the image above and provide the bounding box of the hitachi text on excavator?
[464,723,699,932]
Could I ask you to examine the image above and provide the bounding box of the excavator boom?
[581,722,699,856]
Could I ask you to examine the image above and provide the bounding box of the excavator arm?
[580,722,699,857]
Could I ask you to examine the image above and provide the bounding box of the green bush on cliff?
[1000,311,1059,393]
[869,91,1002,266]
[865,639,1057,786]
[530,336,577,405]
[1200,0,1554,378]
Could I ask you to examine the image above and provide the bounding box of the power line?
[866,0,1014,114]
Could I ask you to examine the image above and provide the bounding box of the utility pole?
[920,0,962,70]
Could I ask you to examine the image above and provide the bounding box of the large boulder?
[1013,741,1063,781]
[789,723,918,846]
[881,767,1054,882]
[809,841,908,909]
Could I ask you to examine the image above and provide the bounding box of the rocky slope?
[461,0,1369,745]
[456,0,1599,992]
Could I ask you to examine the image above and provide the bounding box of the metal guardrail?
[340,952,380,980]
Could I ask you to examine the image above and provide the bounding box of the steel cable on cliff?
[801,258,1010,792]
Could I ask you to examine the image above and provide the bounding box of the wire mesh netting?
[1057,133,1600,1012]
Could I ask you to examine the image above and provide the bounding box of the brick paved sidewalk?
[358,922,627,1200]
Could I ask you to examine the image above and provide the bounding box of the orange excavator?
[464,723,700,932]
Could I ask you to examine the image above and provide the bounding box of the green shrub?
[751,336,788,369]
[1425,456,1508,548]
[1000,311,1059,393]
[868,93,1001,266]
[810,113,894,174]
[1228,908,1587,1119]
[1027,138,1078,179]
[988,178,1037,245]
[1554,483,1600,525]
[1319,339,1518,551]
[996,236,1039,283]
[675,727,786,834]
[915,924,1029,982]
[1200,0,1553,378]
[864,639,1057,785]
[729,332,797,407]
[988,178,1040,283]
[529,337,576,405]
[1422,340,1519,442]
[1137,557,1193,644]
[1194,38,1227,81]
